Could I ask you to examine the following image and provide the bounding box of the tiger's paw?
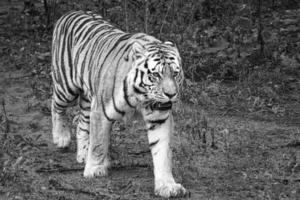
[155,180,186,198]
[53,131,71,148]
[83,160,110,178]
[76,147,88,163]
[76,128,89,163]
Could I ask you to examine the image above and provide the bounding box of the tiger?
[51,10,186,198]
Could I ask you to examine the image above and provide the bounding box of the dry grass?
[0,2,299,199]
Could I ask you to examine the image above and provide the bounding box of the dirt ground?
[1,50,300,200]
[1,1,300,200]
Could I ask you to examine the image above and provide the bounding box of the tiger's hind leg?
[76,95,91,163]
[51,87,78,148]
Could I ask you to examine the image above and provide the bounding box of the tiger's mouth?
[150,101,172,111]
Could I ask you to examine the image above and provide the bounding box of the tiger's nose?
[164,91,176,99]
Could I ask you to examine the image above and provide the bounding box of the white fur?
[83,109,112,178]
[145,112,186,198]
[76,126,89,163]
[51,103,71,148]
[83,157,110,177]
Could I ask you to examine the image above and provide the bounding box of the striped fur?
[51,11,185,198]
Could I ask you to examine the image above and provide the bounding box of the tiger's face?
[131,41,183,110]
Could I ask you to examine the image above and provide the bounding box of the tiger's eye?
[173,71,179,77]
[152,72,160,78]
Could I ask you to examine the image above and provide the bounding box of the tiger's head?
[129,40,183,110]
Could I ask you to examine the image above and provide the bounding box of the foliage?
[1,0,299,120]
[0,1,300,199]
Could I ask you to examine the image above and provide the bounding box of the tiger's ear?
[164,40,180,55]
[164,41,176,47]
[131,41,146,60]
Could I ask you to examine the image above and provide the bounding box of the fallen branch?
[10,74,33,79]
[128,149,150,155]
[48,178,119,198]
[113,163,150,170]
[36,163,150,174]
[35,166,83,174]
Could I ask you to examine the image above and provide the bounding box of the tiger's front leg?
[146,113,186,198]
[83,109,112,178]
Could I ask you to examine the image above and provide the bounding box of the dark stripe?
[133,68,139,82]
[55,88,72,103]
[80,95,90,103]
[93,33,120,92]
[56,11,80,32]
[139,71,152,87]
[101,95,114,122]
[123,77,134,108]
[135,35,146,40]
[53,104,65,114]
[74,18,94,38]
[80,23,99,42]
[54,101,68,110]
[79,127,89,134]
[147,117,169,131]
[55,89,67,102]
[100,34,132,67]
[67,34,73,85]
[148,117,168,125]
[59,30,77,97]
[139,71,145,88]
[148,124,156,130]
[81,113,90,119]
[133,86,145,94]
[111,41,132,116]
[86,32,115,92]
[144,60,148,68]
[149,140,159,148]
[138,71,151,88]
[76,22,101,45]
[112,95,125,115]
[80,104,91,111]
[136,60,145,66]
[79,115,90,124]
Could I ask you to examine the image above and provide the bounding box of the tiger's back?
[52,11,157,105]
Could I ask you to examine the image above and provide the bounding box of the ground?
[0,1,300,200]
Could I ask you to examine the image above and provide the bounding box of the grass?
[0,1,300,199]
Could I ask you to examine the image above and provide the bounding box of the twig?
[171,0,175,32]
[43,0,49,27]
[1,99,10,133]
[221,106,240,116]
[144,0,148,33]
[159,0,174,39]
[124,0,129,32]
[257,0,265,55]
